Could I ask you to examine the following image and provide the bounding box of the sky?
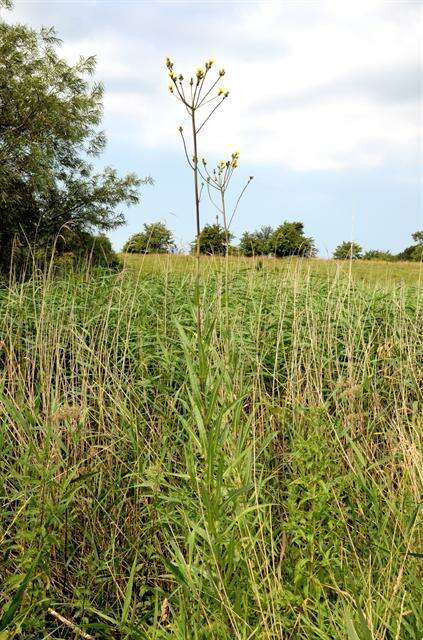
[5,0,423,255]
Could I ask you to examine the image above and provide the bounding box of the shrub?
[123,222,175,254]
[271,221,316,257]
[333,241,362,260]
[239,226,273,256]
[362,250,394,261]
[192,223,233,255]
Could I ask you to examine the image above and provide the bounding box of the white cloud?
[8,0,423,172]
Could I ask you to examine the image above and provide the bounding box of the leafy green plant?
[0,15,151,275]
[334,241,363,260]
[123,222,175,254]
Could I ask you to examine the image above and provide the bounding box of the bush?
[271,221,316,258]
[333,241,362,260]
[192,223,233,255]
[3,231,121,282]
[396,232,423,262]
[239,226,273,256]
[123,222,175,254]
[362,250,394,261]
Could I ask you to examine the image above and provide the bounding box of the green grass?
[122,253,423,287]
[0,256,422,639]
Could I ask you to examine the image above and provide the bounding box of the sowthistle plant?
[166,57,253,389]
[200,153,253,256]
[165,55,232,362]
[165,57,228,265]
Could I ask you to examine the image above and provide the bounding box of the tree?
[362,249,393,261]
[0,16,150,273]
[396,230,423,262]
[192,223,233,255]
[123,222,175,254]
[333,241,362,260]
[239,226,273,256]
[271,221,316,258]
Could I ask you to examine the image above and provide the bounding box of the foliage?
[0,19,150,273]
[192,223,233,255]
[362,249,394,261]
[5,232,121,281]
[271,221,316,257]
[334,241,363,260]
[396,230,423,262]
[239,225,273,256]
[123,222,175,254]
[0,258,421,637]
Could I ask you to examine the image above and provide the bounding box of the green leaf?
[120,553,138,626]
[0,553,40,632]
[345,616,361,640]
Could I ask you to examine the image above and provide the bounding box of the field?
[0,255,422,639]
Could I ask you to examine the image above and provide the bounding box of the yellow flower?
[219,68,225,76]
[196,68,204,80]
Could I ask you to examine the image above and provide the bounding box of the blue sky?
[6,0,423,254]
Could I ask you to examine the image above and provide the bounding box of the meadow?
[0,255,422,639]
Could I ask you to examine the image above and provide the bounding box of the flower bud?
[219,69,225,76]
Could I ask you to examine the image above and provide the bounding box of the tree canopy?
[270,221,316,258]
[333,241,362,260]
[396,230,423,262]
[239,226,273,256]
[193,223,233,255]
[362,249,394,261]
[123,222,175,254]
[238,223,315,257]
[0,16,150,272]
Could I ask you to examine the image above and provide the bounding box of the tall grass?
[0,257,421,638]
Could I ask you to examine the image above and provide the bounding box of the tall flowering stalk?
[165,57,229,339]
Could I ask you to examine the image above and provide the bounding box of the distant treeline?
[124,222,423,262]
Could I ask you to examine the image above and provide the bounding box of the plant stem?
[191,108,205,398]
